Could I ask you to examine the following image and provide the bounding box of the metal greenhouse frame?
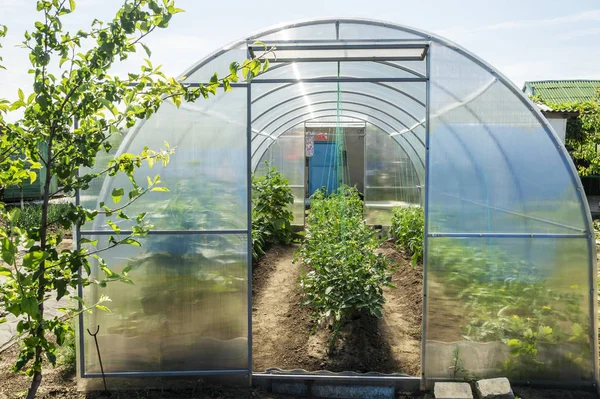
[77,18,598,391]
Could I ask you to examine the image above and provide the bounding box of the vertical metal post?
[420,43,431,390]
[246,81,253,385]
[303,122,307,224]
[586,202,599,389]
[74,117,87,378]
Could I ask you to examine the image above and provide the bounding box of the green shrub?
[297,186,390,349]
[251,163,294,262]
[390,205,424,265]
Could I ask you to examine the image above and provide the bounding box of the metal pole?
[246,80,253,385]
[420,43,431,391]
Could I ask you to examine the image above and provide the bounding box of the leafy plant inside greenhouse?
[0,0,270,397]
[391,205,424,265]
[251,163,294,262]
[431,239,591,379]
[297,186,391,350]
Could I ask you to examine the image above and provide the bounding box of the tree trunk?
[27,140,53,399]
[26,366,42,399]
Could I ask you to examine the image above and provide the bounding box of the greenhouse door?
[309,142,339,195]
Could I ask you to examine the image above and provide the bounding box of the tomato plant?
[297,186,391,350]
[252,163,294,262]
[391,205,424,265]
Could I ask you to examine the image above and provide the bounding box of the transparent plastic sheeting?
[82,234,248,373]
[80,86,250,376]
[425,237,593,381]
[255,125,305,225]
[424,42,594,382]
[87,89,248,232]
[365,125,422,225]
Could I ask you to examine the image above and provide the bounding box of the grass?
[7,203,72,237]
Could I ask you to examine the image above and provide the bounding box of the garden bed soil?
[252,241,423,375]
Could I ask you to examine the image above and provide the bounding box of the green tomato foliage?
[297,186,391,350]
[390,205,424,266]
[252,162,294,262]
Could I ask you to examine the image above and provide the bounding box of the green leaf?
[0,266,12,276]
[18,88,24,101]
[79,238,98,246]
[106,220,121,234]
[69,0,76,11]
[8,208,21,223]
[151,186,169,192]
[96,305,111,312]
[1,238,15,265]
[111,187,124,204]
[122,238,140,247]
[22,251,49,269]
[21,297,39,317]
[539,325,553,337]
[141,43,151,58]
[572,323,583,336]
[29,171,36,184]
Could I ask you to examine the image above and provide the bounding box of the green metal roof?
[523,80,600,104]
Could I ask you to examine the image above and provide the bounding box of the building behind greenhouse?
[77,19,598,391]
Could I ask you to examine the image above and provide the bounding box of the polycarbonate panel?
[338,22,426,40]
[79,133,121,210]
[82,234,248,373]
[182,45,247,83]
[427,44,586,234]
[425,237,593,381]
[253,90,423,134]
[256,23,336,41]
[86,88,247,232]
[254,126,305,226]
[252,82,426,126]
[341,61,425,79]
[265,109,391,141]
[365,125,422,225]
[425,41,595,385]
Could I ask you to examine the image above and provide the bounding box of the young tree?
[0,1,270,398]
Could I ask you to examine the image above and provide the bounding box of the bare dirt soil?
[252,241,423,375]
[0,340,295,399]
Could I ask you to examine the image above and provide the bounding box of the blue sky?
[1,0,599,109]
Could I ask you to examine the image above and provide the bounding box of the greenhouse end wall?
[76,18,598,390]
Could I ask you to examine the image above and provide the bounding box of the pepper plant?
[0,1,270,398]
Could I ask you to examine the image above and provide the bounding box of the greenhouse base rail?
[83,370,250,378]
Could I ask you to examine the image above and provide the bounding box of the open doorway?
[305,123,365,199]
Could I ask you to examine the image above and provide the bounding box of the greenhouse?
[77,18,598,390]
